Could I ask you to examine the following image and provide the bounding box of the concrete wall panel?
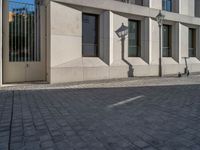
[180,23,188,58]
[150,19,159,65]
[140,17,150,63]
[50,1,82,67]
[51,67,83,83]
[149,0,162,9]
[51,3,81,36]
[99,11,111,65]
[112,13,128,64]
[180,0,195,16]
[51,35,82,67]
[83,67,109,80]
[109,66,129,78]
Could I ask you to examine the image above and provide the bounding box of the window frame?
[162,0,172,12]
[162,24,172,57]
[188,28,196,57]
[134,0,144,6]
[128,19,141,57]
[121,0,144,6]
[82,13,99,57]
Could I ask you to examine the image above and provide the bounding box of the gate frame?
[0,0,2,86]
[1,0,49,85]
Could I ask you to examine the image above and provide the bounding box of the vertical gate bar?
[29,5,31,61]
[22,7,24,61]
[29,7,31,61]
[19,8,21,61]
[27,6,29,62]
[12,4,14,61]
[30,6,32,61]
[14,7,16,62]
[9,4,12,61]
[14,9,17,62]
[27,5,30,62]
[28,4,31,62]
[27,7,28,61]
[34,4,36,62]
[16,8,18,62]
[30,7,34,61]
[34,4,37,62]
[24,6,27,62]
[9,11,10,61]
[29,8,31,62]
[29,6,31,62]
[19,8,23,61]
[17,8,20,61]
[34,3,38,61]
[37,3,39,62]
[17,7,21,61]
[20,7,24,61]
[37,3,40,62]
[32,8,34,62]
[32,7,35,62]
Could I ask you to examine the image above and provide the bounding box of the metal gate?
[9,0,40,62]
[3,0,46,83]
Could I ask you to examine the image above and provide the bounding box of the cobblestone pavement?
[1,76,200,150]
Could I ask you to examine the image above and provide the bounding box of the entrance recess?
[3,0,46,83]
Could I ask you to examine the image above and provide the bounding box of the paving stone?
[134,140,149,148]
[2,77,200,149]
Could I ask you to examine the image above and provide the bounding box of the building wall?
[1,0,200,84]
[48,0,200,83]
[180,0,195,16]
[149,0,162,9]
[50,2,112,83]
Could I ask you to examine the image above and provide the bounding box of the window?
[189,28,196,57]
[162,25,172,57]
[128,20,141,57]
[82,13,99,57]
[162,0,172,12]
[135,0,143,5]
[120,0,143,6]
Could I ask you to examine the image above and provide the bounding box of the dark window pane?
[162,0,172,12]
[135,0,143,5]
[162,25,172,57]
[128,20,140,57]
[127,0,143,5]
[82,14,99,57]
[189,28,196,57]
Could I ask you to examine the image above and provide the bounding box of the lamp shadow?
[121,38,134,77]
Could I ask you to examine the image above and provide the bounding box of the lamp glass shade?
[156,11,165,26]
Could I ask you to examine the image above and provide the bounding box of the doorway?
[2,0,46,83]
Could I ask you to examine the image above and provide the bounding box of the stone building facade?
[0,0,200,85]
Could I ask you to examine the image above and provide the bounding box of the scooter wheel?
[187,71,190,77]
[178,72,182,77]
